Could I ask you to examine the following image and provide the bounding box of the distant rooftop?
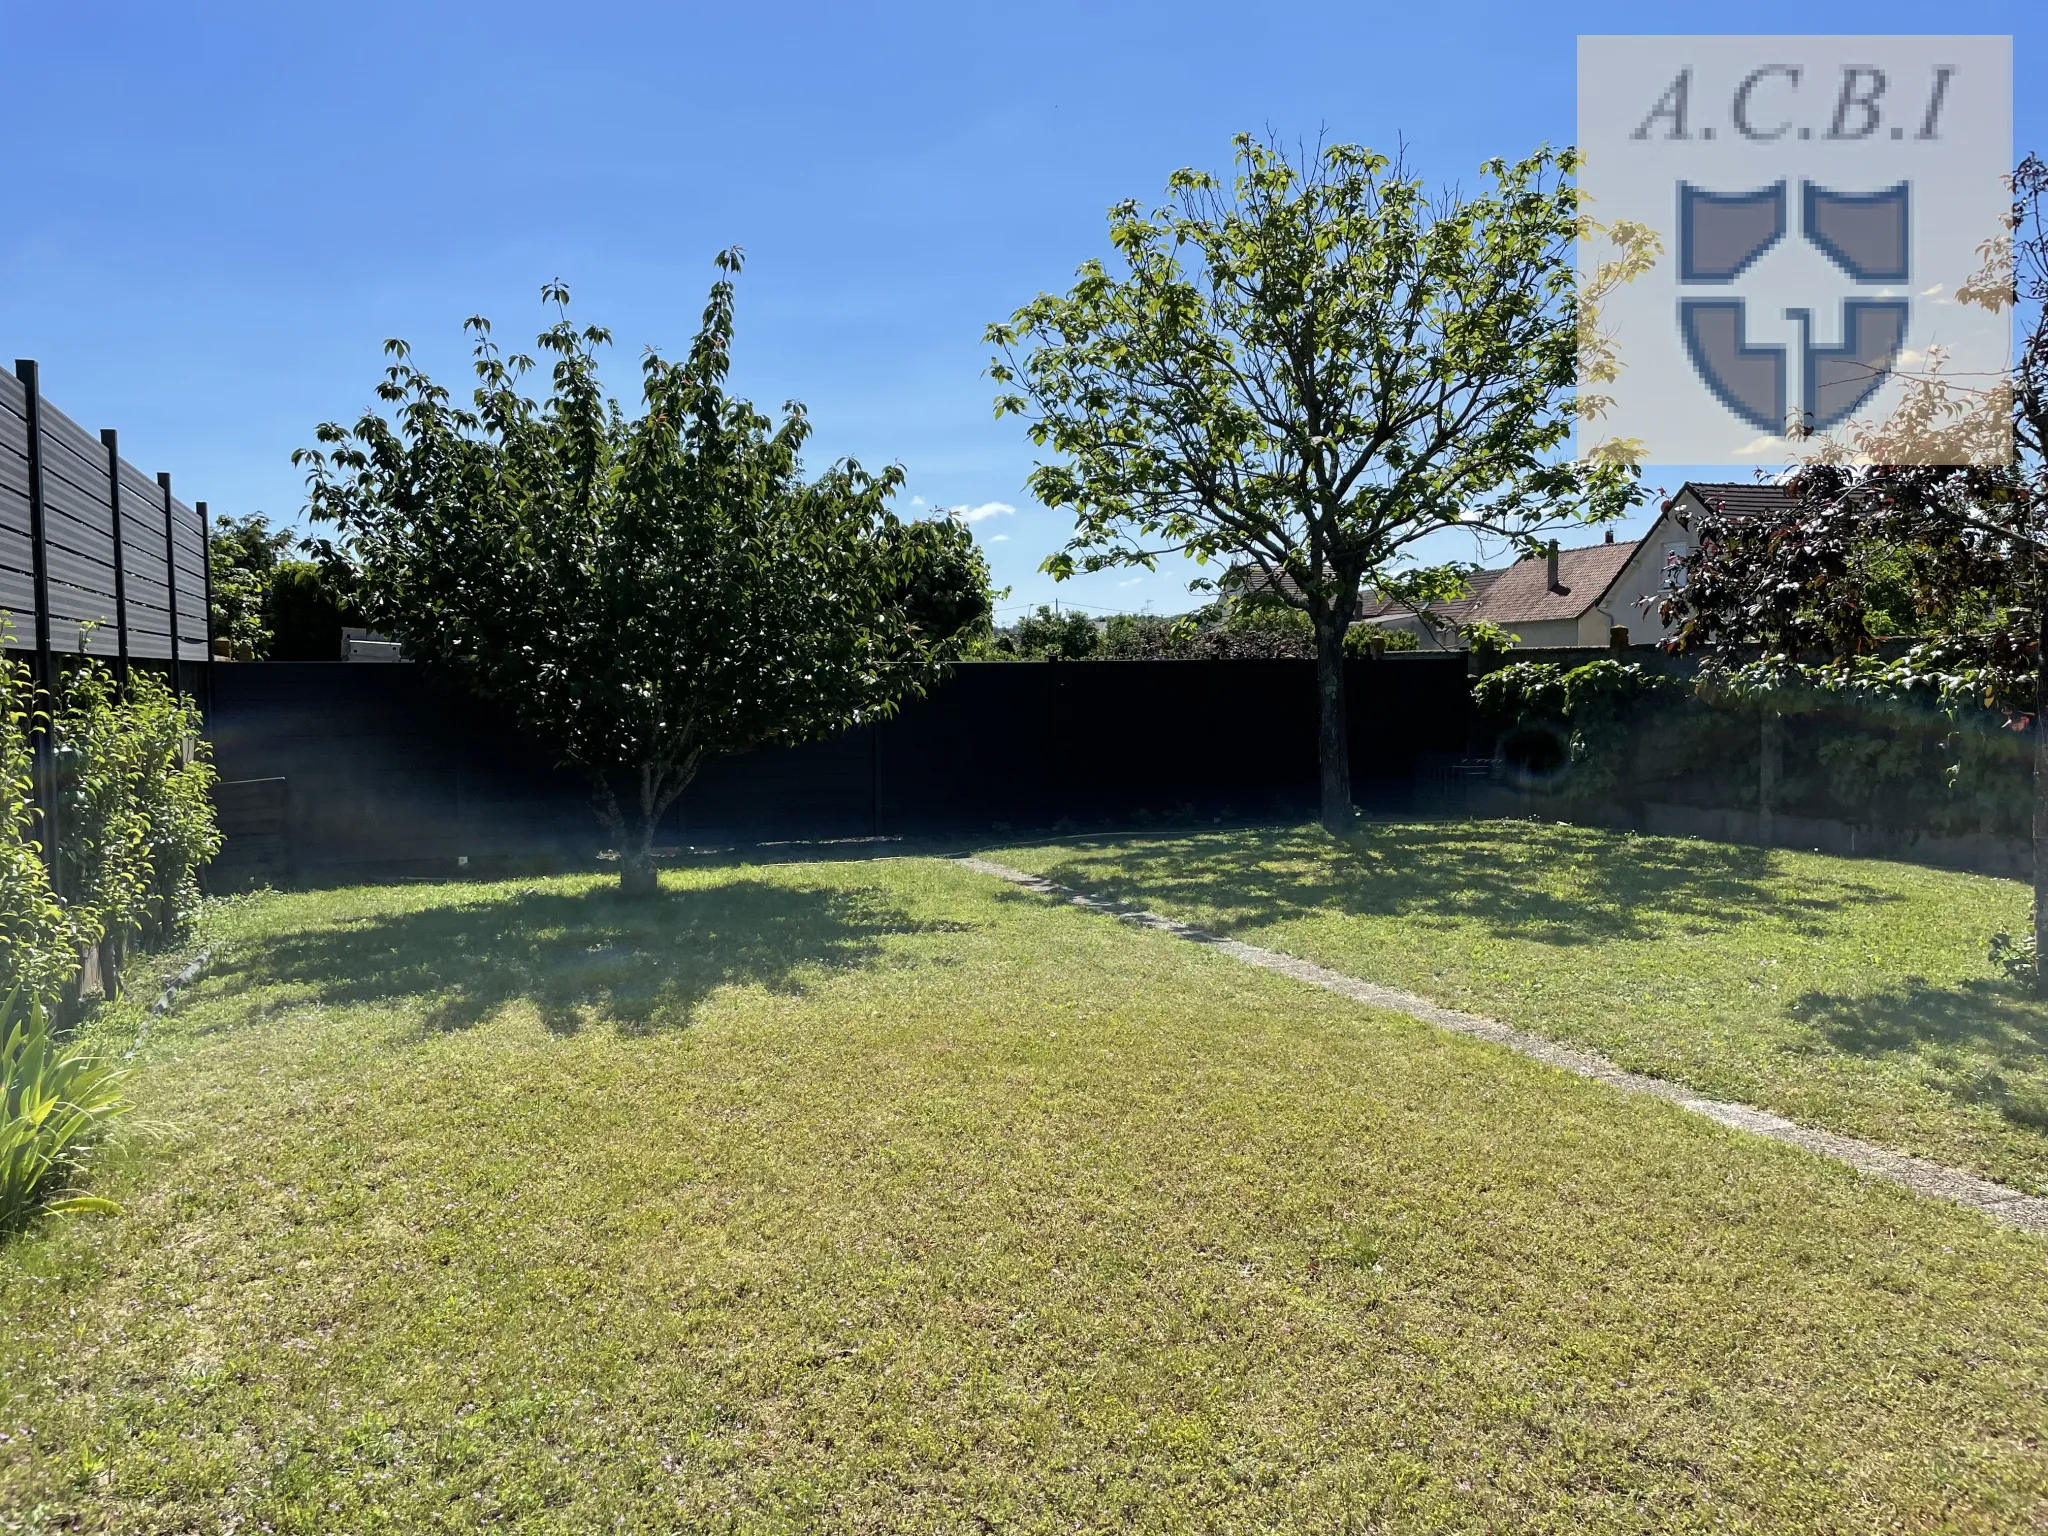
[1671,481,1795,519]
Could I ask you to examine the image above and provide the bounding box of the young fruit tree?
[296,253,991,894]
[989,135,1642,832]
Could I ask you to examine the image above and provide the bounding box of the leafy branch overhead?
[295,255,991,891]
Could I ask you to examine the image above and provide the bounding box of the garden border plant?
[1,641,220,1230]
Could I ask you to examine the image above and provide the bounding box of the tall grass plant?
[0,987,129,1231]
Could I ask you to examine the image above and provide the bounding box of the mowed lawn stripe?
[1,857,2043,1533]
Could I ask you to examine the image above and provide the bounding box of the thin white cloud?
[1734,435,1782,457]
[952,501,1016,524]
[1920,284,1945,298]
[1118,576,1144,588]
[985,533,1010,542]
[910,495,926,506]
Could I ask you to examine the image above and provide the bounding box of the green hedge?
[1473,654,2030,837]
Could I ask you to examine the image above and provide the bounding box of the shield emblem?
[1790,300,1911,430]
[1803,181,1910,283]
[1678,181,1787,282]
[1676,179,1912,435]
[1679,300,1787,434]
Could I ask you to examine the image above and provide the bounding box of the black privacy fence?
[202,657,1476,885]
[0,361,213,675]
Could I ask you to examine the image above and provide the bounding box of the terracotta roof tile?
[1463,540,1641,625]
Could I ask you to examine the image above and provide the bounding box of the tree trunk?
[2034,606,2047,997]
[1313,616,1352,835]
[598,756,703,897]
[617,788,661,898]
[619,856,659,898]
[101,928,124,1003]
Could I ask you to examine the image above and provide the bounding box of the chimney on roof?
[1546,539,1560,592]
[1604,528,1615,543]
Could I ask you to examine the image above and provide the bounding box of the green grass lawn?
[3,854,2047,1532]
[987,819,2048,1196]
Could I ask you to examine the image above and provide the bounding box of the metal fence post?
[14,359,59,882]
[159,471,181,698]
[101,429,131,688]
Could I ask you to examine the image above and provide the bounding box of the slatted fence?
[3,358,215,882]
[0,360,212,671]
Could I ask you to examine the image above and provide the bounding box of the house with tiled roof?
[1362,481,1791,649]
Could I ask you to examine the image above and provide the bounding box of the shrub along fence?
[1471,653,2034,877]
[1,651,220,1015]
[2,361,222,1015]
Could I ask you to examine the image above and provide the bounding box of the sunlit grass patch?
[0,855,2044,1532]
[989,818,2048,1193]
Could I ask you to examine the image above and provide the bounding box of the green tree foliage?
[265,559,362,661]
[989,135,1641,831]
[1349,625,1419,655]
[296,257,991,893]
[996,605,1100,661]
[207,514,363,660]
[988,599,1425,662]
[207,513,297,659]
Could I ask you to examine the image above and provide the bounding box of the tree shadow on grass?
[1795,978,2048,1132]
[213,879,966,1037]
[1022,820,1903,947]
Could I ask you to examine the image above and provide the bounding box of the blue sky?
[2,2,2039,622]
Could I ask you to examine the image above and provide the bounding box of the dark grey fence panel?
[170,496,207,653]
[35,402,119,658]
[114,461,172,659]
[0,380,25,457]
[0,363,212,669]
[0,570,30,633]
[0,437,26,501]
[0,372,31,643]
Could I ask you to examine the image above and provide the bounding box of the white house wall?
[1505,618,1583,649]
[1588,511,1694,646]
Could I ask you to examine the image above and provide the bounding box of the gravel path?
[958,856,2048,1238]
